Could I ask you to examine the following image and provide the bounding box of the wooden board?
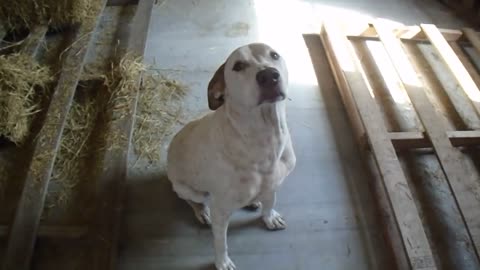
[90,1,154,269]
[373,21,480,262]
[1,1,108,269]
[320,20,437,270]
[421,24,480,119]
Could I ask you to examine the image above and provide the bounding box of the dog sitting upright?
[167,43,296,270]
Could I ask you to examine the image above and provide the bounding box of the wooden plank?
[0,225,87,239]
[90,1,154,269]
[449,42,480,129]
[373,20,480,262]
[463,28,480,60]
[389,130,480,149]
[349,25,463,42]
[421,24,480,118]
[1,2,108,270]
[320,21,437,270]
[19,25,48,56]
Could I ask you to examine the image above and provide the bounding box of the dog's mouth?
[258,86,286,104]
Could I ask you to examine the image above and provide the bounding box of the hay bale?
[0,53,52,145]
[0,0,101,30]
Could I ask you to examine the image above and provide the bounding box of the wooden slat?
[90,1,154,269]
[320,21,437,270]
[19,25,48,56]
[464,28,480,54]
[373,20,480,262]
[389,130,480,149]
[2,2,108,270]
[349,25,464,42]
[0,225,87,239]
[421,24,480,118]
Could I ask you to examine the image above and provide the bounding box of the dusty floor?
[119,0,472,269]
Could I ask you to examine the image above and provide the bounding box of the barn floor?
[119,1,472,269]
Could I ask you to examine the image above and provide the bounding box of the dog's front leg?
[211,204,235,270]
[261,191,286,230]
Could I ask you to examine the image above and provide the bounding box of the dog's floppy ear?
[208,62,226,110]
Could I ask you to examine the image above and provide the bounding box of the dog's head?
[207,43,288,110]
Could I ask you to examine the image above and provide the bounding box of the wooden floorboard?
[1,2,108,270]
[320,21,437,270]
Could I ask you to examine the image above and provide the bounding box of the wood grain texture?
[1,1,107,270]
[20,26,48,56]
[421,24,480,120]
[374,20,480,264]
[389,130,480,150]
[320,20,437,270]
[90,1,154,270]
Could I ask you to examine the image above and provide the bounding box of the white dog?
[167,43,296,270]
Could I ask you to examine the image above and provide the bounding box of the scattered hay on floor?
[104,53,146,120]
[132,73,188,166]
[0,53,52,145]
[0,0,102,30]
[47,93,98,208]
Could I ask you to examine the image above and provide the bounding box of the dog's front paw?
[263,210,286,230]
[215,256,236,270]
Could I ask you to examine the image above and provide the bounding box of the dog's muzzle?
[256,67,285,104]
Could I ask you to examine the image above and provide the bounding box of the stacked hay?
[0,0,101,30]
[0,53,52,145]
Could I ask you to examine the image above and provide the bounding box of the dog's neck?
[224,101,288,137]
[216,101,289,171]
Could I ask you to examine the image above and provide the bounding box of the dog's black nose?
[256,68,280,88]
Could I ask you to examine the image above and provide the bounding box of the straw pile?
[47,94,98,207]
[43,54,188,209]
[133,73,188,165]
[0,0,101,30]
[0,53,52,145]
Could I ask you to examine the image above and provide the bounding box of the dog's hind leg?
[243,201,262,211]
[171,180,211,225]
[187,200,211,225]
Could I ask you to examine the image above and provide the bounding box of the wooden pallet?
[0,1,154,269]
[319,20,480,270]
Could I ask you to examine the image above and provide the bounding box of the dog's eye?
[270,51,280,60]
[232,61,248,72]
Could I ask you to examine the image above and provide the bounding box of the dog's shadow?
[119,172,264,269]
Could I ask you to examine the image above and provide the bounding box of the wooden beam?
[320,20,437,270]
[19,25,48,56]
[389,130,480,150]
[2,2,107,270]
[348,25,464,42]
[0,225,87,239]
[90,1,154,270]
[463,28,480,55]
[373,20,480,262]
[421,24,480,119]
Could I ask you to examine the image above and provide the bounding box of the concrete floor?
[119,1,469,269]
